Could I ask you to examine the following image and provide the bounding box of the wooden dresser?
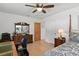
[28,34,33,43]
[54,37,65,47]
[13,34,33,44]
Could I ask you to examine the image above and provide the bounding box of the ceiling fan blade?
[42,10,46,13]
[25,4,35,7]
[32,9,37,13]
[43,5,54,8]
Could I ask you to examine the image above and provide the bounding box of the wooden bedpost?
[69,14,71,40]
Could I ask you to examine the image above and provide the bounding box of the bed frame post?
[69,14,71,40]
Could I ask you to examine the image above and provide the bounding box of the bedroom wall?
[0,12,38,40]
[41,6,79,44]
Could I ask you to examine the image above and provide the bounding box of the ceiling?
[0,3,79,19]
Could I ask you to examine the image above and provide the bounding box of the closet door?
[34,22,41,41]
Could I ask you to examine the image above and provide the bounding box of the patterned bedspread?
[42,41,79,56]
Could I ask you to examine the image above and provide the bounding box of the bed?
[42,40,79,56]
[42,30,79,56]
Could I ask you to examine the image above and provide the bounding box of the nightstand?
[54,37,65,47]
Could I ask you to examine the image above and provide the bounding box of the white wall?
[0,12,37,39]
[42,7,79,44]
[1,6,79,42]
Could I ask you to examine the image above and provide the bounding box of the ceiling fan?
[25,3,54,13]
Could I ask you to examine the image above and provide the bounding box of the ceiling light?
[37,8,42,11]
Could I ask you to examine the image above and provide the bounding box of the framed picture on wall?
[16,25,21,33]
[15,22,29,34]
[22,26,29,34]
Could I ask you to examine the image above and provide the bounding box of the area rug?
[0,41,12,56]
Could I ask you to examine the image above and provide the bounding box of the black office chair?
[17,37,29,56]
[2,33,11,41]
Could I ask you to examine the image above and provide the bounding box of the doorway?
[34,22,41,41]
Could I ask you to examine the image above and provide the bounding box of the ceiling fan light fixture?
[25,4,54,13]
[37,8,42,11]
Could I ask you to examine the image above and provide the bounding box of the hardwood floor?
[0,40,54,56]
[27,40,54,56]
